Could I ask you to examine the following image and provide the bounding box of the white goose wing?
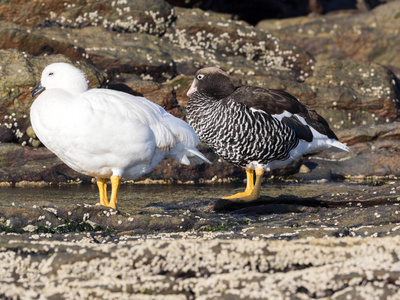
[84,89,206,150]
[84,89,180,149]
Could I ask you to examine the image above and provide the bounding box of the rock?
[167,0,383,25]
[304,59,400,122]
[0,0,175,35]
[1,234,400,299]
[33,25,176,81]
[0,23,87,60]
[256,1,400,76]
[1,0,400,182]
[0,143,91,183]
[26,126,36,139]
[299,164,311,174]
[0,182,400,298]
[0,126,14,143]
[30,138,41,148]
[338,122,400,146]
[165,7,315,81]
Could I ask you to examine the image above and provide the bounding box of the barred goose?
[186,67,349,201]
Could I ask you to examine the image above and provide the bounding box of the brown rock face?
[0,0,175,34]
[256,1,400,76]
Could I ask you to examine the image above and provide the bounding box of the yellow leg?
[108,175,121,210]
[223,168,264,201]
[249,167,265,200]
[96,178,109,206]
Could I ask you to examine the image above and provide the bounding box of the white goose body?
[31,63,209,209]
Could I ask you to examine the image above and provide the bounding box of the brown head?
[187,67,235,99]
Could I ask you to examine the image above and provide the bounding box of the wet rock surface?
[1,182,400,299]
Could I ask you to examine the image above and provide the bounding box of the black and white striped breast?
[186,93,299,167]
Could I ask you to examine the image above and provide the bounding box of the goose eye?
[197,74,204,80]
[49,72,54,76]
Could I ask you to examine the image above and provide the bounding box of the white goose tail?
[326,139,350,152]
[170,147,210,166]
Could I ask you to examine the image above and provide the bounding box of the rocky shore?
[1,181,400,299]
[1,0,400,299]
[1,0,400,183]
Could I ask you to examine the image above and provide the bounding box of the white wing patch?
[271,110,328,139]
[271,110,349,152]
[270,110,293,121]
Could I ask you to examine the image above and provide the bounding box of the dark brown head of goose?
[187,67,235,99]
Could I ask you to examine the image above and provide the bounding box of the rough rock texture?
[167,0,384,24]
[1,235,400,299]
[1,182,400,299]
[256,1,400,76]
[0,0,175,35]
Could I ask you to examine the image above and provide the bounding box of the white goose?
[31,63,209,209]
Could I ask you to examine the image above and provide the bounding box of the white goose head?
[32,63,89,97]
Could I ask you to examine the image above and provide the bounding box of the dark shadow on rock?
[146,191,400,217]
[145,195,325,216]
[208,196,324,215]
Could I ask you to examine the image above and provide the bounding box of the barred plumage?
[187,94,299,167]
[186,67,349,201]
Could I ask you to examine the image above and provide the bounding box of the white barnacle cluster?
[49,7,104,27]
[140,73,154,81]
[358,67,393,99]
[110,7,173,34]
[43,207,58,215]
[359,85,393,99]
[164,29,219,64]
[165,16,311,75]
[47,1,174,35]
[1,236,399,298]
[352,24,363,35]
[0,113,26,142]
[83,213,90,222]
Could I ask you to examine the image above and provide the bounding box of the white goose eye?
[197,74,204,80]
[49,72,54,76]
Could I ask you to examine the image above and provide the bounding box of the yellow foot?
[233,194,260,201]
[223,190,260,201]
[222,167,264,201]
[223,190,253,200]
[223,168,255,200]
